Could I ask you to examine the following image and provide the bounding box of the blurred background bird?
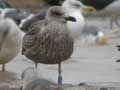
[80,0,116,10]
[0,18,24,72]
[80,25,108,46]
[0,7,27,72]
[80,0,120,29]
[0,0,12,9]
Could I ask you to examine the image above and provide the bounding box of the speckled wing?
[22,20,48,54]
[20,7,49,32]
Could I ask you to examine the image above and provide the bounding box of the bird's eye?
[75,3,81,7]
[54,12,63,16]
[71,2,81,8]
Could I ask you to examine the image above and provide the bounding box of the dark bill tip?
[65,16,76,22]
[116,45,120,48]
[116,59,120,63]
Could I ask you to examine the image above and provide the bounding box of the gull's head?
[96,31,108,45]
[62,0,96,12]
[46,6,76,23]
[80,26,108,46]
[62,0,84,10]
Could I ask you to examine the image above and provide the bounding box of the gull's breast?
[67,11,85,39]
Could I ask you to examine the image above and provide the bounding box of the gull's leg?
[2,64,5,72]
[58,62,62,85]
[57,62,63,90]
[115,16,120,27]
[35,62,38,68]
[110,17,114,29]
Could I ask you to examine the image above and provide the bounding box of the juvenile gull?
[22,6,76,85]
[62,0,95,39]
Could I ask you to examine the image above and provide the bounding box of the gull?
[22,6,76,86]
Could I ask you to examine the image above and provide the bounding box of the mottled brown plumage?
[22,6,76,85]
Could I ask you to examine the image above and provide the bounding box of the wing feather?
[22,20,47,54]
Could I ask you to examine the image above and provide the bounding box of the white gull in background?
[62,0,108,46]
[62,0,95,39]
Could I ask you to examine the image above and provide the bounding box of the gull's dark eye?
[75,3,81,7]
[71,2,81,8]
[54,12,63,16]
